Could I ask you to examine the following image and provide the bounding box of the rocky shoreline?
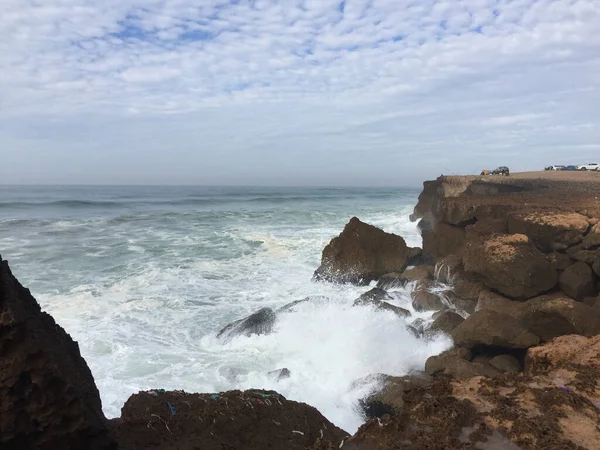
[2,172,600,449]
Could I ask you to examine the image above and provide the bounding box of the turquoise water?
[0,186,451,432]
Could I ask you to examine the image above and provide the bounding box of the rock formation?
[0,256,115,450]
[313,217,413,285]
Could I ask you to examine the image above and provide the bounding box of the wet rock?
[429,310,465,335]
[0,256,114,450]
[376,266,434,290]
[217,308,276,341]
[489,354,521,373]
[558,262,596,301]
[360,372,432,419]
[110,389,349,450]
[411,281,447,312]
[434,254,463,283]
[463,233,558,300]
[268,368,291,381]
[313,217,411,285]
[452,309,540,350]
[425,347,472,376]
[353,288,411,318]
[277,296,328,313]
[507,212,590,252]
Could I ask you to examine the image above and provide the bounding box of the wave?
[0,200,122,209]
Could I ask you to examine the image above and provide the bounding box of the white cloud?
[0,0,600,185]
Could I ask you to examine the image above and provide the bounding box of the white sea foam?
[2,187,449,434]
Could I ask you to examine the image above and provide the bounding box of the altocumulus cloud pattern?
[1,0,600,185]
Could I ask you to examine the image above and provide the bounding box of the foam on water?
[0,186,450,434]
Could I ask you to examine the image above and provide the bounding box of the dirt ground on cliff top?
[443,171,600,217]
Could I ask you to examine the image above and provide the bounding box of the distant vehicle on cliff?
[561,165,577,171]
[577,163,600,171]
[545,165,564,171]
[492,166,510,176]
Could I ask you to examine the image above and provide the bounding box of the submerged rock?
[217,308,277,341]
[268,368,291,381]
[110,389,349,450]
[0,256,114,450]
[277,296,328,313]
[313,217,411,285]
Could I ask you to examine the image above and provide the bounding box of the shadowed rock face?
[216,307,277,342]
[109,389,349,450]
[313,217,411,285]
[0,256,114,450]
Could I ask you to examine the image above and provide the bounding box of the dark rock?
[109,390,348,450]
[429,311,465,335]
[558,262,596,301]
[581,222,600,249]
[353,289,411,318]
[489,355,521,373]
[507,213,589,252]
[547,252,574,271]
[434,255,463,284]
[442,358,502,379]
[376,266,434,290]
[217,308,276,342]
[592,255,600,277]
[463,233,558,300]
[0,257,114,450]
[452,309,540,350]
[425,347,472,376]
[277,296,329,313]
[407,247,424,266]
[361,372,432,419]
[465,218,507,235]
[313,217,411,285]
[268,368,291,381]
[422,222,467,261]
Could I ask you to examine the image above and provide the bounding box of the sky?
[1,0,599,186]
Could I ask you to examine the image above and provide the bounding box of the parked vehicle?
[492,166,510,176]
[545,165,564,171]
[480,169,491,175]
[577,163,600,171]
[563,165,578,171]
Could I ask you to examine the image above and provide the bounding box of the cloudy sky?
[1,0,599,186]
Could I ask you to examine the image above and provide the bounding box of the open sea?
[0,186,451,433]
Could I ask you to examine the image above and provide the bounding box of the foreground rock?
[341,335,600,450]
[110,389,348,450]
[313,217,412,285]
[353,288,410,318]
[0,257,114,450]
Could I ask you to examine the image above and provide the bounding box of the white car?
[548,165,565,171]
[577,163,600,171]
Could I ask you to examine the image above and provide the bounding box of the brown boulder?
[452,309,540,350]
[558,262,596,300]
[0,257,114,450]
[547,251,574,271]
[429,311,464,335]
[411,282,447,312]
[507,212,590,252]
[489,354,521,372]
[110,389,348,450]
[465,218,507,235]
[434,254,463,284]
[313,217,410,285]
[425,347,472,376]
[463,233,558,300]
[476,291,600,341]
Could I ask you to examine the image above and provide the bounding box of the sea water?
[0,186,451,433]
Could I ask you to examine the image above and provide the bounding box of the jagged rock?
[476,291,600,341]
[376,266,434,290]
[434,254,463,284]
[110,390,349,450]
[507,212,590,252]
[217,308,276,341]
[353,288,410,318]
[581,222,600,249]
[360,372,432,419]
[0,257,114,450]
[313,217,410,285]
[558,262,596,300]
[277,296,328,313]
[268,368,291,381]
[463,233,558,300]
[425,347,472,376]
[407,247,424,266]
[465,218,507,235]
[489,354,521,373]
[411,282,447,312]
[429,310,464,335]
[452,309,540,350]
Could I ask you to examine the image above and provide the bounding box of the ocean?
[0,185,451,433]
